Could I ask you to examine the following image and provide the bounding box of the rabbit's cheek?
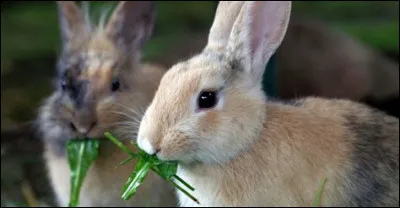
[59,101,75,119]
[97,95,115,111]
[198,111,220,133]
[159,131,193,162]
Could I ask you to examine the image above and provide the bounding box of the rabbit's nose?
[70,121,97,136]
[138,137,157,155]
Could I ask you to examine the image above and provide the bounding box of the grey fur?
[345,109,399,207]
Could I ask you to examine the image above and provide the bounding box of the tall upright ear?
[56,1,89,47]
[227,1,292,82]
[105,1,156,54]
[204,1,245,52]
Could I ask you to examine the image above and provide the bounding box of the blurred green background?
[1,1,399,207]
[1,1,399,130]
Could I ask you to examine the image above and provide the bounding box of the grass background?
[1,1,399,207]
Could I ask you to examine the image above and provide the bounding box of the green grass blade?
[172,174,195,191]
[104,132,138,158]
[313,177,328,207]
[117,156,135,168]
[168,179,199,205]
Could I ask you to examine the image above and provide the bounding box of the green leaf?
[154,161,178,180]
[104,132,199,204]
[121,157,153,200]
[66,139,100,207]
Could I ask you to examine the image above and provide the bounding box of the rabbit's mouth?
[71,137,109,141]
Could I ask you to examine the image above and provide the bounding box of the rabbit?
[134,1,399,207]
[36,1,177,207]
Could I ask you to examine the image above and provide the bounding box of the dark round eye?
[61,80,67,91]
[111,78,120,92]
[198,91,218,109]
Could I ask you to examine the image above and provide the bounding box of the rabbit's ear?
[105,1,156,54]
[227,1,291,83]
[204,1,245,52]
[56,1,89,47]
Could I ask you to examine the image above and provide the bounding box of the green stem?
[151,167,199,204]
[104,132,138,158]
[313,177,328,207]
[172,174,195,191]
[117,156,135,168]
[168,179,199,205]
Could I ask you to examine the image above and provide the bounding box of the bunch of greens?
[66,139,100,207]
[65,132,326,207]
[103,132,199,204]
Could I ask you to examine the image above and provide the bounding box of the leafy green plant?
[65,132,325,207]
[66,139,100,207]
[104,132,199,204]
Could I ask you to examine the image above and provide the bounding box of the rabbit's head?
[42,1,156,140]
[137,1,292,165]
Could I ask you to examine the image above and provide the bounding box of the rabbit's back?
[266,97,399,206]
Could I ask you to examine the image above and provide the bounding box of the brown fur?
[277,18,399,101]
[176,98,399,206]
[36,1,177,206]
[135,1,399,206]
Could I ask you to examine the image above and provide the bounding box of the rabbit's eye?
[111,78,120,92]
[61,80,67,91]
[198,91,217,109]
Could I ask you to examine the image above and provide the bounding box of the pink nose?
[69,121,97,136]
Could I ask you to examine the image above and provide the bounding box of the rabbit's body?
[135,1,399,207]
[37,1,177,207]
[175,97,399,207]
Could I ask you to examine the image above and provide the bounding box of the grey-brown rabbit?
[135,1,399,206]
[36,1,177,207]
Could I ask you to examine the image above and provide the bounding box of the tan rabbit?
[36,1,177,207]
[135,1,399,206]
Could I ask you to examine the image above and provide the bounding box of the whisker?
[106,121,140,130]
[109,110,135,120]
[114,103,144,119]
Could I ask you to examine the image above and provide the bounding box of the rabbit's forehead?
[160,63,226,97]
[64,33,121,80]
[63,51,118,82]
